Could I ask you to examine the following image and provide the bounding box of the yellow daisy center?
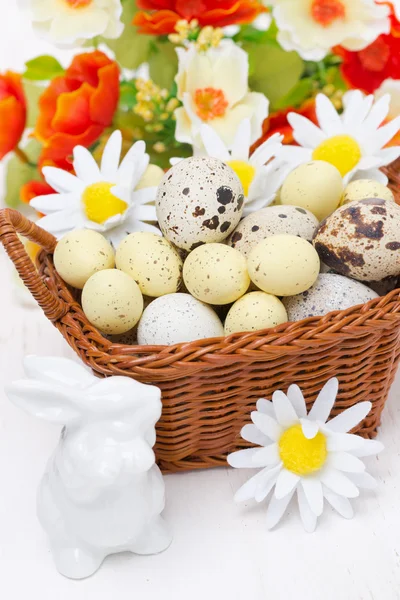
[278,424,327,476]
[227,160,256,196]
[65,0,92,8]
[312,134,361,176]
[82,182,128,225]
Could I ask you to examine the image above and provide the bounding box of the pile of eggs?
[53,156,400,346]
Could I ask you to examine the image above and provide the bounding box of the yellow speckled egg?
[116,232,182,297]
[136,164,165,190]
[82,269,143,334]
[224,291,287,335]
[54,229,115,289]
[280,161,343,221]
[247,235,320,296]
[342,179,394,205]
[183,243,250,305]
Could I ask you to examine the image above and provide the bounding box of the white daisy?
[375,78,400,120]
[228,378,384,532]
[186,119,291,215]
[278,91,400,185]
[30,131,159,248]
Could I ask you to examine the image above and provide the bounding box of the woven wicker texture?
[1,161,400,472]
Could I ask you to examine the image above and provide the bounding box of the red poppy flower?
[20,180,55,205]
[133,0,266,35]
[35,51,119,169]
[0,71,26,160]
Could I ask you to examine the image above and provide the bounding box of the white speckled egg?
[342,179,394,205]
[183,243,250,305]
[224,291,287,335]
[248,234,320,296]
[281,161,343,221]
[137,293,224,345]
[82,269,143,334]
[283,273,379,321]
[313,198,400,281]
[116,232,182,297]
[227,205,319,257]
[156,157,244,251]
[54,229,114,289]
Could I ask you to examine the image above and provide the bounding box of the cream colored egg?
[136,164,165,190]
[281,160,343,221]
[342,179,394,205]
[183,243,250,305]
[82,269,143,334]
[224,291,287,335]
[54,229,114,289]
[116,232,182,297]
[248,235,320,296]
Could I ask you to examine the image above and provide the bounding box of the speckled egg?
[54,229,114,289]
[116,232,183,297]
[283,273,379,321]
[280,161,343,221]
[82,269,143,335]
[155,157,244,251]
[313,198,400,281]
[183,243,250,305]
[227,205,319,257]
[342,179,394,205]
[137,293,224,345]
[224,291,288,335]
[247,234,320,296]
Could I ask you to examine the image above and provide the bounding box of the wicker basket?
[2,167,400,472]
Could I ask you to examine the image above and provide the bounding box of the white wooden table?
[1,7,400,600]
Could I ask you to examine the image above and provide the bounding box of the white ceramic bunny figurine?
[6,356,172,579]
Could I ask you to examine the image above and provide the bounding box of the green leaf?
[273,78,315,111]
[24,55,64,81]
[23,80,45,128]
[119,81,137,110]
[4,140,42,208]
[103,3,154,70]
[148,42,178,90]
[246,41,304,109]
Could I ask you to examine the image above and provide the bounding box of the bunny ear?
[23,356,95,388]
[86,376,161,415]
[5,380,81,424]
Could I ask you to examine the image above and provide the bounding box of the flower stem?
[14,146,36,168]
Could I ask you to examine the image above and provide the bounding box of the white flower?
[185,119,291,215]
[375,78,400,120]
[30,131,159,248]
[228,378,384,532]
[272,0,390,61]
[376,0,400,21]
[278,91,400,185]
[18,0,124,46]
[174,40,268,149]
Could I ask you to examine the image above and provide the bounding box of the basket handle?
[0,208,67,321]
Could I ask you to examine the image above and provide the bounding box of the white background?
[1,4,400,599]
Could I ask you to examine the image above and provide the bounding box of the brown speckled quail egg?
[183,243,250,305]
[227,205,319,257]
[116,232,182,297]
[248,234,320,296]
[155,156,244,251]
[54,229,114,289]
[82,269,143,335]
[137,293,224,345]
[313,198,400,281]
[342,179,394,205]
[283,273,378,321]
[225,291,287,335]
[281,160,343,221]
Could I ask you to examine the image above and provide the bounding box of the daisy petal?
[353,168,388,185]
[133,204,158,222]
[250,133,283,167]
[326,401,372,433]
[37,210,83,234]
[328,452,366,473]
[297,485,317,533]
[256,398,275,417]
[42,167,84,194]
[326,432,365,452]
[373,117,400,151]
[30,193,78,213]
[227,447,260,468]
[287,113,326,148]
[132,187,158,206]
[200,124,230,161]
[252,443,280,468]
[275,469,300,500]
[308,378,338,423]
[266,489,295,530]
[101,130,122,180]
[287,384,307,418]
[231,118,251,162]
[320,467,360,498]
[347,471,377,490]
[300,418,319,439]
[255,464,282,502]
[240,423,269,446]
[272,390,298,427]
[301,477,324,516]
[234,469,265,502]
[316,94,344,137]
[73,146,101,184]
[351,439,384,457]
[251,411,282,441]
[324,488,354,519]
[362,94,390,134]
